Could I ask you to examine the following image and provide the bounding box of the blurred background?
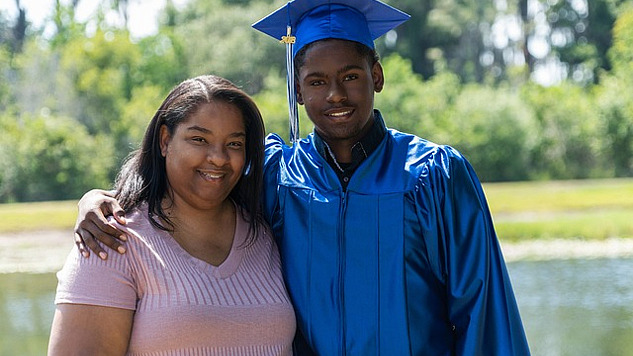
[0,0,632,355]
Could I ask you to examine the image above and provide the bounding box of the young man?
[73,0,530,354]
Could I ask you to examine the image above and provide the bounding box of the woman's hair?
[114,75,266,244]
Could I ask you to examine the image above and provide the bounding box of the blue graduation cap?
[252,0,410,142]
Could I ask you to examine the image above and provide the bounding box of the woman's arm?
[48,303,134,356]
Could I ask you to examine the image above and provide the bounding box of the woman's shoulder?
[109,204,167,246]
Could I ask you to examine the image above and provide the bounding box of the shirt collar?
[314,109,387,166]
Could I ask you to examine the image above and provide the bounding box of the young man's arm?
[74,189,128,259]
[441,149,530,355]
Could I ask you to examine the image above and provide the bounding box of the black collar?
[314,110,387,188]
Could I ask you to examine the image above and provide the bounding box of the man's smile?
[325,108,354,119]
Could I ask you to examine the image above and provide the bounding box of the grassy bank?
[0,178,632,241]
[0,200,78,232]
[484,178,633,242]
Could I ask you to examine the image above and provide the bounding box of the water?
[508,258,633,356]
[1,258,633,355]
[0,273,57,356]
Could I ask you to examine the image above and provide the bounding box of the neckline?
[159,205,247,279]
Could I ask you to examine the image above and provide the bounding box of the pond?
[1,258,632,355]
[0,273,56,356]
[511,257,633,356]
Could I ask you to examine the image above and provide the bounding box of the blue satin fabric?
[263,128,530,355]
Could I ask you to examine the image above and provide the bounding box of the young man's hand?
[74,189,128,260]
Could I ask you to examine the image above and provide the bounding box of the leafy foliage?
[0,113,115,202]
[521,82,607,179]
[448,84,536,182]
[60,29,141,134]
[596,5,633,177]
[0,0,632,202]
[174,0,285,93]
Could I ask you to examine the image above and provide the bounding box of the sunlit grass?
[484,178,633,242]
[483,178,633,212]
[0,200,78,232]
[492,209,633,242]
[0,178,632,241]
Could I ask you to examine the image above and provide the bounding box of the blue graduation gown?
[263,127,530,356]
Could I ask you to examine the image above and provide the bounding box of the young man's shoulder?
[264,132,319,161]
[264,133,287,162]
[388,129,464,159]
[386,128,471,181]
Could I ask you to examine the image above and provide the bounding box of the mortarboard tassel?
[281,26,299,142]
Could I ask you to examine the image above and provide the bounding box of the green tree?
[0,114,115,203]
[394,0,524,85]
[10,0,26,54]
[547,0,616,84]
[174,0,285,93]
[253,69,294,140]
[254,68,312,141]
[385,0,438,79]
[135,31,188,92]
[521,82,607,179]
[597,5,633,176]
[394,0,493,82]
[0,46,10,110]
[375,53,460,142]
[9,39,78,122]
[448,84,536,181]
[608,3,633,75]
[59,29,141,134]
[597,76,633,177]
[0,10,11,46]
[49,0,86,48]
[114,84,166,154]
[521,0,623,85]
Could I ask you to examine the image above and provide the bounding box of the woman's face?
[160,100,246,211]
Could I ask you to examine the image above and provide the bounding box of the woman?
[47,75,296,355]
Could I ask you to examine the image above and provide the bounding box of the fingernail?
[99,252,108,260]
[117,246,126,254]
[81,251,89,258]
[119,234,127,241]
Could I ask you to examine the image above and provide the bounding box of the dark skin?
[74,189,128,259]
[74,39,384,259]
[296,39,384,162]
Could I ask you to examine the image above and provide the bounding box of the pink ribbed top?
[55,204,296,356]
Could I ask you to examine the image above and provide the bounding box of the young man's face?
[296,39,384,145]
